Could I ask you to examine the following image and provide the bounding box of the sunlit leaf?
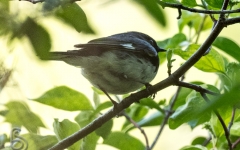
[230,121,240,136]
[81,132,99,150]
[122,104,148,130]
[205,0,224,9]
[213,37,240,62]
[75,110,94,127]
[180,145,208,150]
[172,81,204,110]
[20,134,58,150]
[181,0,198,7]
[139,98,163,112]
[197,85,240,118]
[174,44,225,73]
[169,92,209,129]
[55,3,94,33]
[33,86,93,111]
[103,132,145,150]
[5,101,45,133]
[123,111,164,132]
[162,0,180,3]
[169,85,219,129]
[178,11,212,32]
[53,119,81,150]
[95,120,113,139]
[166,33,187,49]
[191,136,208,145]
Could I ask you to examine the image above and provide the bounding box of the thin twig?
[228,107,236,131]
[232,138,240,149]
[176,81,219,96]
[150,76,184,149]
[121,112,150,150]
[200,93,232,150]
[202,135,212,146]
[195,15,207,44]
[158,1,240,15]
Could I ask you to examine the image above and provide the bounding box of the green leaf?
[4,101,45,133]
[205,0,224,9]
[191,137,208,145]
[137,111,164,127]
[103,132,145,150]
[180,145,208,150]
[230,122,240,136]
[123,111,164,132]
[55,3,94,33]
[134,0,166,26]
[213,37,240,62]
[181,0,198,7]
[210,106,239,137]
[81,132,99,150]
[139,98,163,112]
[172,81,204,110]
[218,63,240,91]
[174,44,225,73]
[166,33,187,49]
[53,119,81,150]
[162,0,180,3]
[169,92,210,129]
[178,11,212,32]
[201,85,240,112]
[75,110,94,127]
[169,85,219,129]
[95,120,113,139]
[33,86,93,111]
[122,104,148,130]
[20,134,58,150]
[21,17,51,59]
[91,101,112,118]
[93,90,100,108]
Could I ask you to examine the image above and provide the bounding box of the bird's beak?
[158,47,167,52]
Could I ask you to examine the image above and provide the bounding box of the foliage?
[1,0,240,150]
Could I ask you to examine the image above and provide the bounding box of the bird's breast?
[80,50,158,94]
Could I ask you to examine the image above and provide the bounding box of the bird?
[40,31,166,104]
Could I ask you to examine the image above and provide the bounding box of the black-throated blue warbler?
[41,31,166,103]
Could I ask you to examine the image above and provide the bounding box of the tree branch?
[49,8,231,150]
[157,1,240,15]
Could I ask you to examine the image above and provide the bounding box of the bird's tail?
[39,52,73,61]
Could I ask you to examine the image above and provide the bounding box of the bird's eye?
[149,39,155,45]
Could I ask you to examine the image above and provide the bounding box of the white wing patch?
[120,43,135,49]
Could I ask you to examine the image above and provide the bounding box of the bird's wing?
[73,37,148,55]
